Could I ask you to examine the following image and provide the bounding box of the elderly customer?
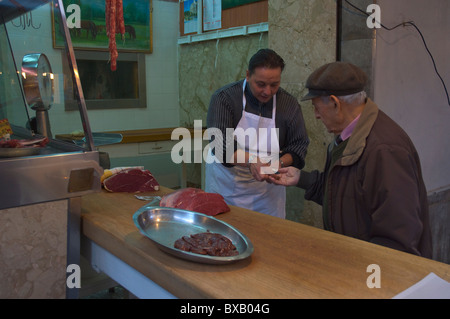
[269,61,432,257]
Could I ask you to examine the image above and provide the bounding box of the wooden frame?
[64,51,147,110]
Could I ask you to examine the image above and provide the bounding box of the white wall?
[87,0,180,132]
[6,1,180,135]
[5,3,65,129]
[374,0,450,192]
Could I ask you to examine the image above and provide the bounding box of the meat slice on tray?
[174,232,238,257]
[0,137,48,148]
[159,187,230,216]
[103,168,160,193]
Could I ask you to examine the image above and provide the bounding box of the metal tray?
[133,206,254,265]
[0,147,41,158]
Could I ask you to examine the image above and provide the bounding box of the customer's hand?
[267,167,301,186]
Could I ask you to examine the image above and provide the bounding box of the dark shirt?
[206,80,309,169]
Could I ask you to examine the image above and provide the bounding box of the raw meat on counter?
[0,137,48,148]
[101,166,143,183]
[103,168,160,193]
[159,187,230,216]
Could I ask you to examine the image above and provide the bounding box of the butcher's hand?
[249,162,272,182]
[267,167,301,186]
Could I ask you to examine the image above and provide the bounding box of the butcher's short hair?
[248,49,285,75]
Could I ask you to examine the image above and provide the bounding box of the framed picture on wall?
[52,0,152,53]
[64,51,147,110]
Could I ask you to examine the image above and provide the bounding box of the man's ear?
[330,95,341,112]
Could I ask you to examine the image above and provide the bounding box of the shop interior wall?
[373,0,450,263]
[48,0,180,134]
[268,0,337,226]
[373,0,450,194]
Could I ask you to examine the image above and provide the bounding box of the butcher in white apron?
[205,80,286,218]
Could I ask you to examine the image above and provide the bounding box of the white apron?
[205,80,286,218]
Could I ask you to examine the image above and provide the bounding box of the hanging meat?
[115,0,125,38]
[105,0,125,71]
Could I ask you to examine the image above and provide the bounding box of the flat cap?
[301,62,368,101]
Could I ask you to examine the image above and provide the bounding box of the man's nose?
[263,86,272,96]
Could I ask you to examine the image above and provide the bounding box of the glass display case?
[0,0,105,210]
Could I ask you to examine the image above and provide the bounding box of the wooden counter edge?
[80,189,450,299]
[82,216,211,299]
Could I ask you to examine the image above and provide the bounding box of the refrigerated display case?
[0,0,108,298]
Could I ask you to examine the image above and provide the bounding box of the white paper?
[393,273,450,299]
[203,0,222,31]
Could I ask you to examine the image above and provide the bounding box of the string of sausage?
[105,0,125,71]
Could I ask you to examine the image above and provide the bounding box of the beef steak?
[103,168,160,193]
[159,187,230,216]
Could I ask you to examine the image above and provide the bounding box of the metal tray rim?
[0,147,41,158]
[132,205,254,265]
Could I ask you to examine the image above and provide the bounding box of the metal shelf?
[177,22,268,45]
